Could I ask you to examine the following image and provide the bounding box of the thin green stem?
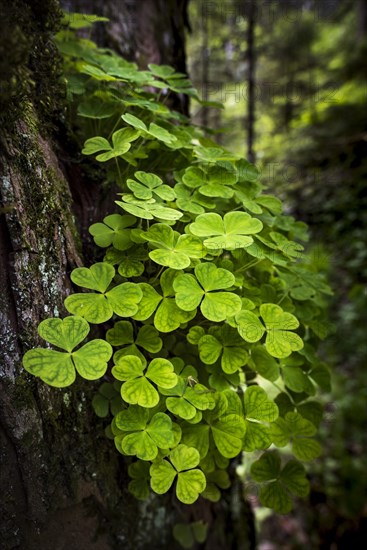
[236,258,263,273]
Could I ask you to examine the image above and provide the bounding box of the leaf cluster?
[22,14,332,515]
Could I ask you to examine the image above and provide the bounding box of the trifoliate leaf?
[23,316,112,387]
[89,214,136,250]
[190,212,263,251]
[259,304,304,359]
[174,263,241,322]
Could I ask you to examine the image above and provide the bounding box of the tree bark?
[0,1,256,549]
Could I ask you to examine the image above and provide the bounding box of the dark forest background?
[186,0,367,547]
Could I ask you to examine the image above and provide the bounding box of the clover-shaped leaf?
[198,325,248,374]
[175,184,210,215]
[112,355,178,408]
[64,263,142,323]
[182,411,245,459]
[190,212,263,251]
[161,377,215,420]
[260,304,304,359]
[127,171,176,201]
[23,316,112,387]
[173,522,208,549]
[211,414,246,458]
[89,214,136,250]
[70,262,115,293]
[133,273,196,332]
[106,321,162,364]
[82,127,139,161]
[269,411,321,461]
[236,304,303,359]
[235,310,265,343]
[201,469,231,502]
[150,444,206,504]
[250,451,310,514]
[116,197,183,221]
[92,381,123,418]
[243,386,279,452]
[116,406,174,460]
[174,263,241,322]
[248,346,280,382]
[142,223,204,269]
[128,461,151,500]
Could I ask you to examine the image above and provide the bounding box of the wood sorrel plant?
[23,13,332,514]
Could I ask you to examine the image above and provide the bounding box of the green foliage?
[22,13,332,513]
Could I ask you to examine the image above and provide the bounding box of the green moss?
[0,0,64,128]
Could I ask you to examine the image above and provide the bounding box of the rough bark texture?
[0,1,256,549]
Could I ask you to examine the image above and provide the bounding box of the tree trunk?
[0,1,256,549]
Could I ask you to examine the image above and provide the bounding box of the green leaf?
[119,411,174,460]
[172,524,194,549]
[128,461,150,500]
[135,325,162,353]
[250,451,281,481]
[77,96,118,119]
[282,366,314,394]
[244,386,279,423]
[70,262,115,292]
[260,481,293,514]
[249,346,280,381]
[270,412,321,460]
[176,470,206,504]
[127,172,176,202]
[150,459,176,494]
[23,316,112,387]
[148,63,176,78]
[121,377,159,408]
[154,298,196,333]
[92,393,110,418]
[148,122,177,144]
[121,113,147,131]
[132,283,162,321]
[89,214,136,250]
[182,424,210,458]
[174,263,241,322]
[292,438,322,461]
[146,358,178,388]
[190,212,262,251]
[143,224,204,269]
[170,444,201,471]
[72,339,112,379]
[106,320,134,346]
[64,293,112,324]
[113,356,176,408]
[82,136,111,155]
[106,283,143,317]
[235,311,265,343]
[167,396,197,420]
[280,460,310,497]
[198,335,222,364]
[260,304,304,359]
[63,12,109,29]
[251,451,310,513]
[37,315,90,352]
[115,405,148,431]
[23,349,76,387]
[211,415,245,458]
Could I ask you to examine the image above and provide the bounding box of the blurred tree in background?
[187,0,367,547]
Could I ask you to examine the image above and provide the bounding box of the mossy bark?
[0,1,256,549]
